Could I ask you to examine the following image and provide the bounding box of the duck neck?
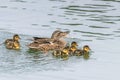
[51,30,60,39]
[60,38,66,44]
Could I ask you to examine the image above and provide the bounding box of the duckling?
[73,45,91,57]
[28,30,70,52]
[71,41,78,47]
[69,41,78,55]
[52,46,70,57]
[83,45,91,59]
[52,50,61,57]
[83,45,91,53]
[61,46,70,60]
[5,34,20,50]
[73,49,83,56]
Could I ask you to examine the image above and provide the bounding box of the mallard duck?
[5,34,20,50]
[28,30,70,52]
[74,45,91,57]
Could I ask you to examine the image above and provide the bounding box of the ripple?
[31,24,39,26]
[59,23,83,26]
[42,25,51,27]
[73,30,114,36]
[97,0,120,2]
[85,4,113,7]
[86,14,120,24]
[0,6,8,8]
[10,0,27,3]
[49,0,66,2]
[61,7,107,13]
[89,25,110,29]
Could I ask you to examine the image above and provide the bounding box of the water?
[0,0,120,80]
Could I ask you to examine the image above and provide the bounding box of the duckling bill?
[5,34,20,50]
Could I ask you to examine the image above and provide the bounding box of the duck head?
[13,34,20,41]
[62,47,70,55]
[70,46,77,52]
[51,30,70,40]
[71,41,78,47]
[83,45,91,53]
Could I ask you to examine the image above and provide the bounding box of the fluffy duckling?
[61,46,70,60]
[83,45,91,53]
[5,34,20,50]
[83,45,91,59]
[73,49,83,56]
[74,45,91,57]
[52,50,62,57]
[28,30,70,52]
[69,41,78,55]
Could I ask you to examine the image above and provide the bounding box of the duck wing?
[5,39,13,44]
[33,37,50,40]
[34,38,54,44]
[5,39,14,49]
[28,41,58,51]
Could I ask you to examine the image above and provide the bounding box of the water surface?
[0,0,120,80]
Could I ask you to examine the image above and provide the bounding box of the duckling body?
[28,30,69,52]
[74,49,83,56]
[5,34,20,50]
[52,50,61,57]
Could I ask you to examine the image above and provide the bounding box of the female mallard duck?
[28,30,70,52]
[5,34,20,50]
[74,45,91,57]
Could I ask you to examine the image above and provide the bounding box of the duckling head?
[62,47,70,55]
[83,45,91,53]
[13,34,20,41]
[71,41,78,47]
[70,46,77,52]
